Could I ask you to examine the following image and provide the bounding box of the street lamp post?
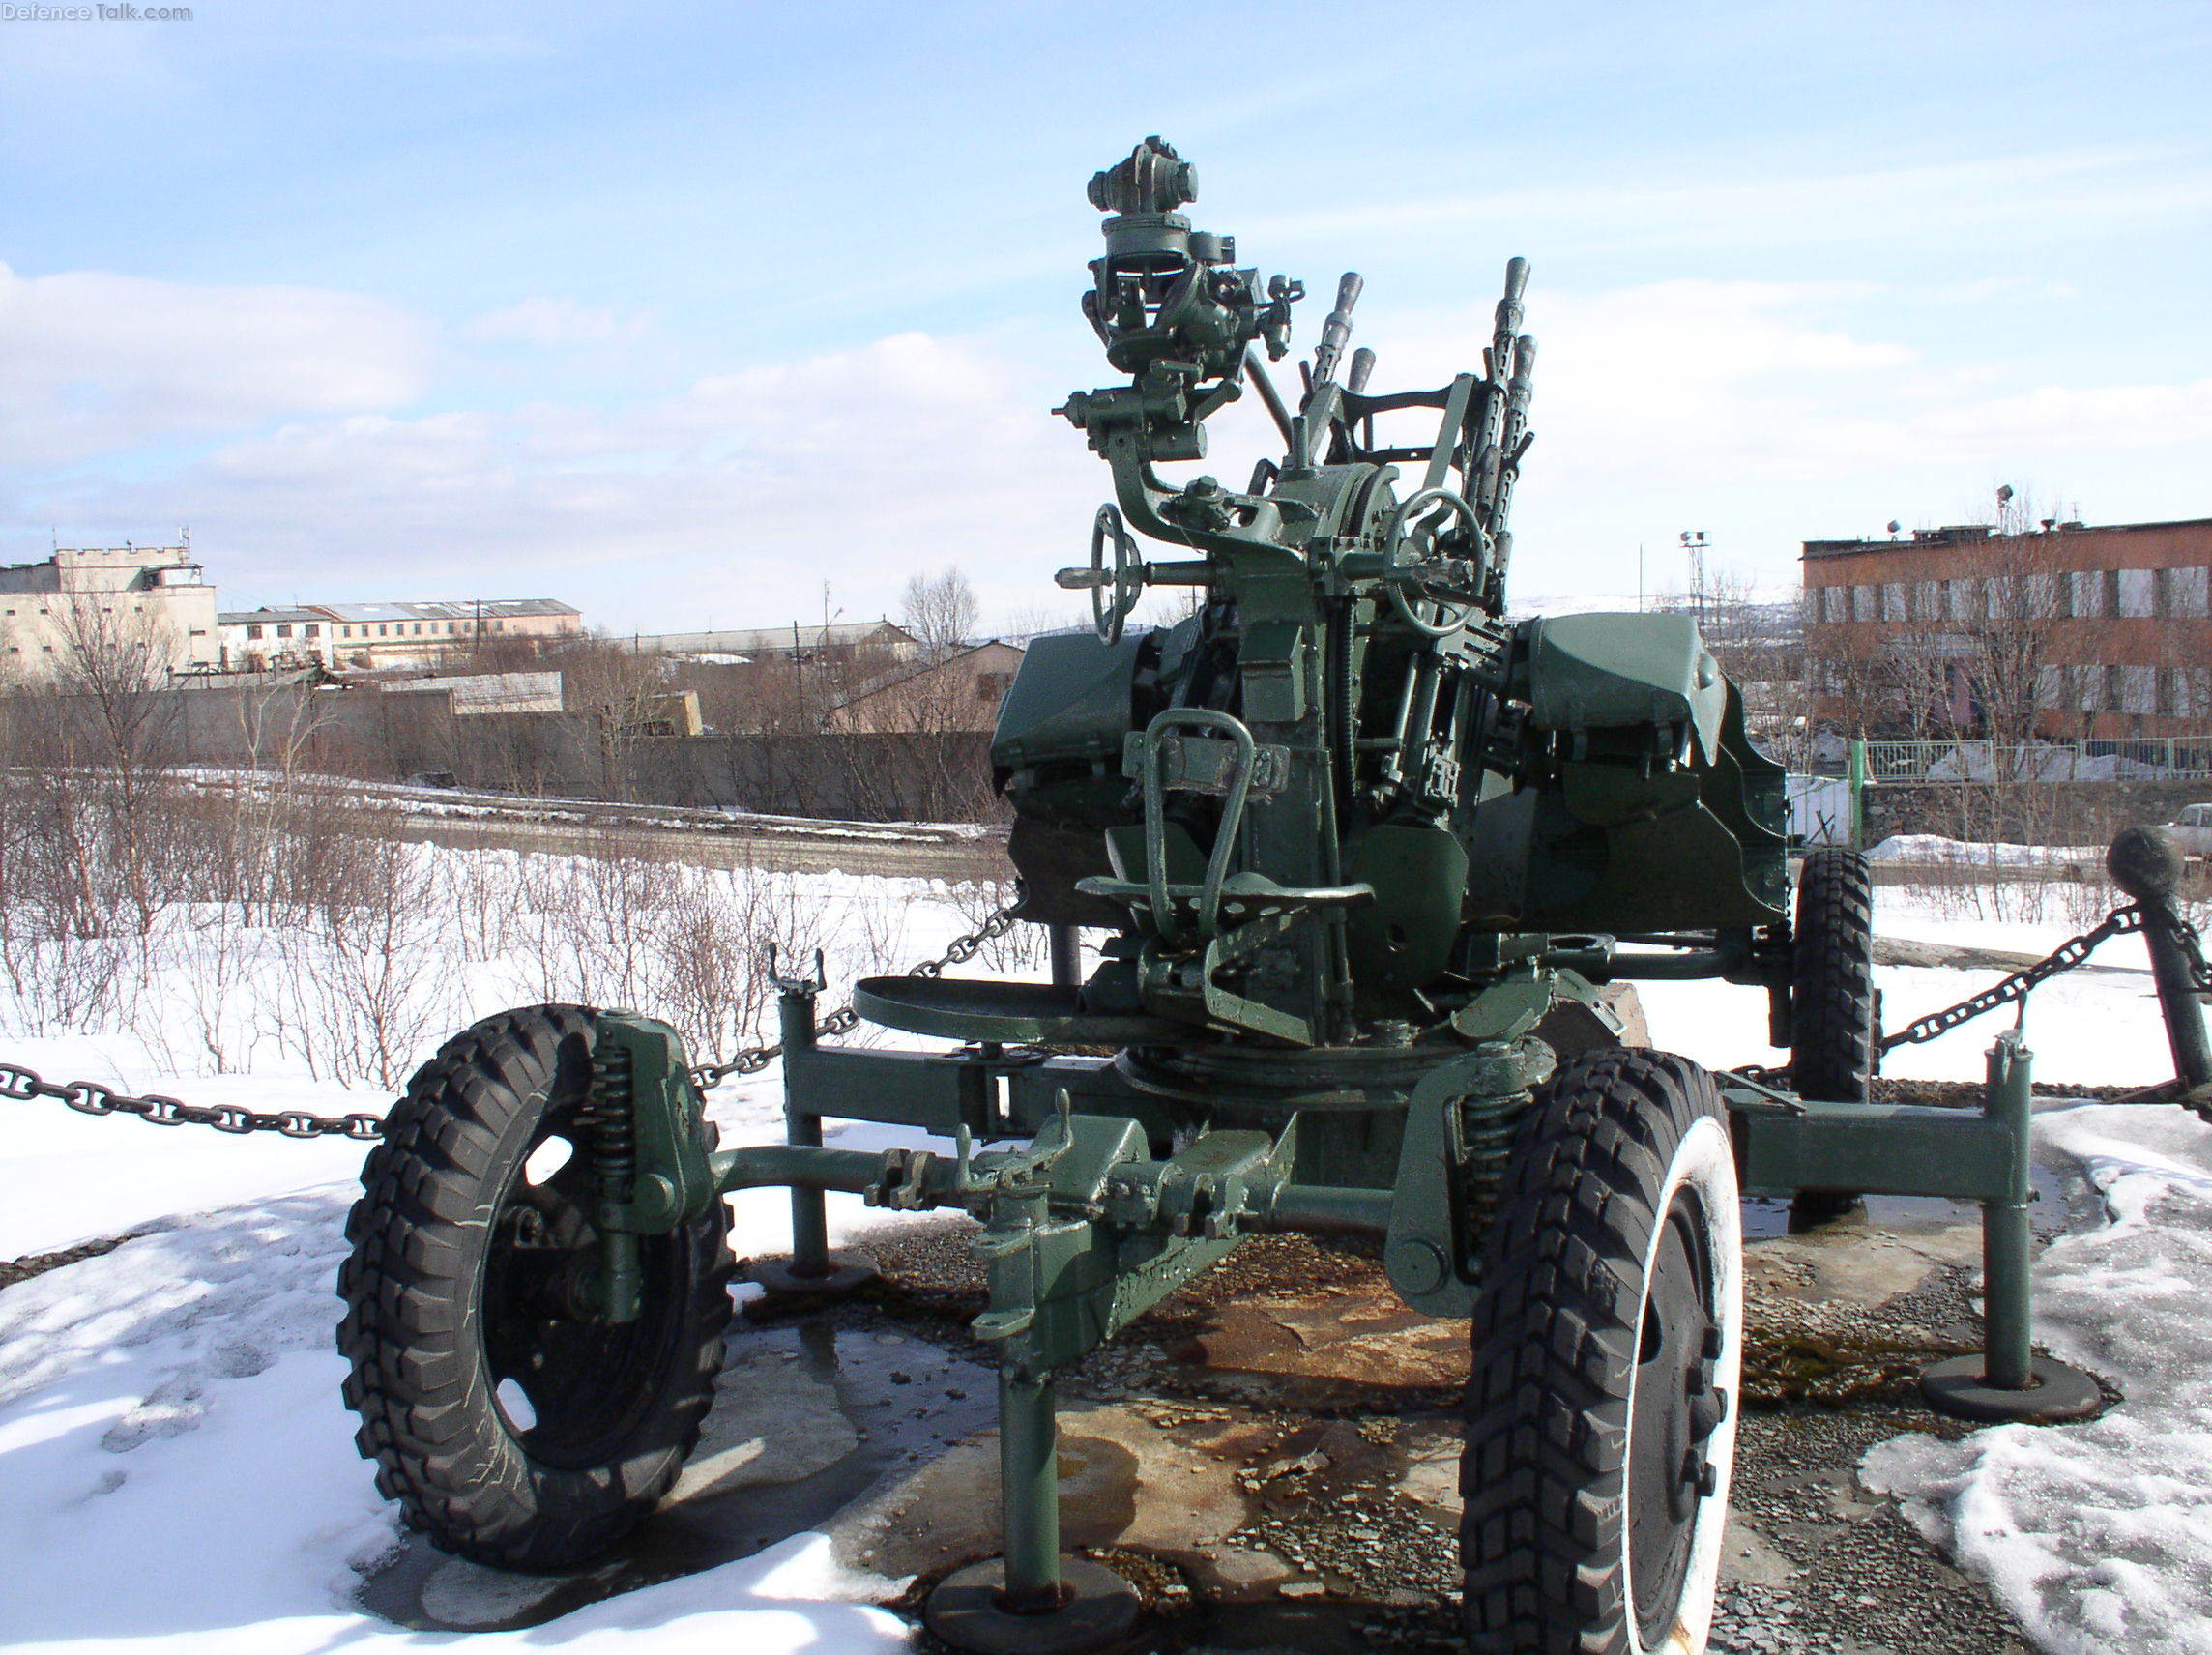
[1680,530,1709,628]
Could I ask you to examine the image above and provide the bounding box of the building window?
[306,624,319,638]
[1879,583,1905,622]
[276,624,292,639]
[1850,585,1875,623]
[413,623,423,635]
[378,624,388,637]
[2172,670,2208,720]
[2123,664,2157,715]
[247,624,264,640]
[2119,568,2158,618]
[2158,567,2210,618]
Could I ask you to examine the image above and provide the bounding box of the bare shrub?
[273,837,461,1088]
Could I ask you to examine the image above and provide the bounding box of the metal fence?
[1857,740,2212,784]
[1786,774,1854,846]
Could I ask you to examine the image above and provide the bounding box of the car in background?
[2162,803,2212,856]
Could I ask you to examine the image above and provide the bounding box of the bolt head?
[1386,1236,1449,1296]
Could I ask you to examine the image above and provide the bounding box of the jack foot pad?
[1920,1354,2107,1423]
[745,1251,879,1299]
[924,1557,1143,1655]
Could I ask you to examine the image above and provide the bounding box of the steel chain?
[0,1062,387,1141]
[15,891,2203,1132]
[1877,904,2147,1052]
[687,901,1026,1090]
[0,901,1030,1138]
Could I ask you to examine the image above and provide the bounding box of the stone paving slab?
[356,1178,2085,1652]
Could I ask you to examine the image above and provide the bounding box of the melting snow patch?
[1863,1104,2212,1655]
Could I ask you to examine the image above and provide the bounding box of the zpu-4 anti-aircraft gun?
[338,138,2109,1655]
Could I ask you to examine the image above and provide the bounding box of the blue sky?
[3,0,2208,632]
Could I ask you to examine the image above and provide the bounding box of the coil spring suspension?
[587,1041,644,1323]
[1458,1088,1535,1234]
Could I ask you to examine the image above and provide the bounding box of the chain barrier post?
[1981,1031,2035,1391]
[2108,826,2212,1098]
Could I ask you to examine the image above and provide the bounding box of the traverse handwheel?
[1382,485,1486,637]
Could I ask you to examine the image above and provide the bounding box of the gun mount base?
[924,1557,1144,1655]
[1919,1355,2107,1424]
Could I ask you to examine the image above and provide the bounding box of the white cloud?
[20,329,1101,629]
[7,263,2207,631]
[0,263,428,468]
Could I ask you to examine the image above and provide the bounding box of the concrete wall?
[1863,778,2212,846]
[69,682,1003,821]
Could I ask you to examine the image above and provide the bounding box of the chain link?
[0,900,1031,1137]
[0,1062,387,1141]
[1877,905,2147,1052]
[687,901,1026,1090]
[15,890,2201,1131]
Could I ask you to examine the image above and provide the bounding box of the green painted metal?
[588,1012,715,1233]
[1847,738,1869,849]
[1385,1041,1554,1315]
[1981,1031,2035,1390]
[996,1371,1063,1607]
[533,140,2071,1632]
[776,979,833,1279]
[1735,1099,2017,1201]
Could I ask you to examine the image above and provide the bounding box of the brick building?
[1801,517,2212,739]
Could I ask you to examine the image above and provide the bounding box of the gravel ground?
[807,1212,2048,1654]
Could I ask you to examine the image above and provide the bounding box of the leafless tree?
[901,566,979,653]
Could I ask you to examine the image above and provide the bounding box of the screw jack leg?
[1922,1031,2104,1423]
[747,968,877,1299]
[924,1369,1141,1655]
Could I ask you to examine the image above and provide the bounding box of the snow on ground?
[1865,1103,2212,1655]
[1869,833,2106,867]
[0,845,2206,1652]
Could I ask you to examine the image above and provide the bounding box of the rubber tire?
[1462,1049,1743,1654]
[1790,847,1877,1102]
[337,1004,732,1570]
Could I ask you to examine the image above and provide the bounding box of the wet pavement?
[357,1148,2102,1653]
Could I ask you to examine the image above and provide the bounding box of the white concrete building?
[0,544,219,677]
[218,606,339,671]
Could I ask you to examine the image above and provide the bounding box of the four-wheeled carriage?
[338,138,2110,1654]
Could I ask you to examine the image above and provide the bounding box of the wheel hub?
[1629,1186,1725,1643]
